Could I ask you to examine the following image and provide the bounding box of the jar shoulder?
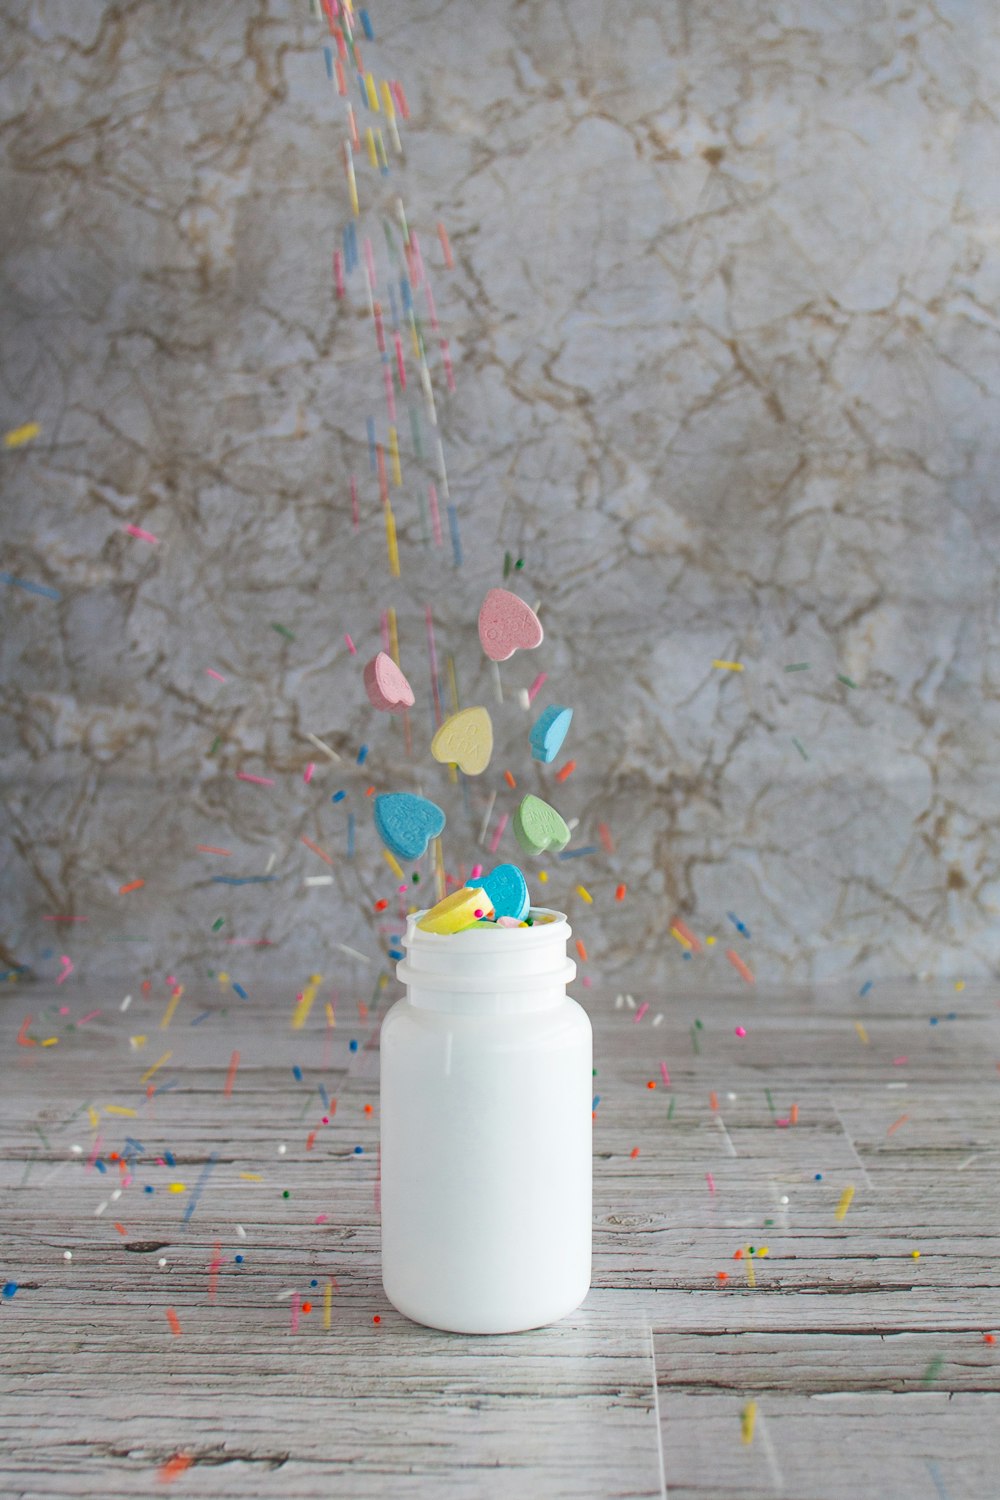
[380,994,591,1042]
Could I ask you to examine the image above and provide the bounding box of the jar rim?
[405,906,569,948]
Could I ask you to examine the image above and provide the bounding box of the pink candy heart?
[478,588,544,662]
[363,651,415,714]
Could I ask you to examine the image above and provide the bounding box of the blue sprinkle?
[814,1173,823,1181]
[293,1065,303,1082]
[323,46,333,81]
[2,1282,17,1300]
[349,1039,359,1053]
[447,504,463,567]
[388,948,404,960]
[947,1011,957,1021]
[347,812,356,860]
[310,1278,319,1287]
[0,572,61,601]
[859,980,873,998]
[181,1151,219,1225]
[400,276,413,314]
[359,8,374,40]
[232,982,248,1000]
[682,950,692,960]
[319,1084,329,1109]
[357,71,368,106]
[357,744,368,765]
[190,1010,211,1026]
[727,911,751,938]
[94,1159,107,1174]
[592,1095,601,1109]
[154,1079,179,1095]
[144,1185,154,1194]
[165,1151,176,1167]
[211,876,277,886]
[353,1146,363,1155]
[930,1017,939,1025]
[557,845,598,861]
[331,790,346,803]
[235,1254,244,1263]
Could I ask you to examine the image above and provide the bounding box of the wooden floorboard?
[1,976,998,1497]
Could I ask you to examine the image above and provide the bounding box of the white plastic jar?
[380,907,593,1333]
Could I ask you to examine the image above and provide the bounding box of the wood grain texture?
[1,977,998,1498]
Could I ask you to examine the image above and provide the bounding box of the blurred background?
[2,0,999,990]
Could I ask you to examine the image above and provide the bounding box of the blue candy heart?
[530,705,573,764]
[374,793,446,861]
[468,863,529,921]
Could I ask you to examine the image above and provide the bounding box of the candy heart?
[430,706,493,776]
[374,793,445,861]
[418,887,490,934]
[530,705,573,764]
[478,588,544,662]
[363,651,415,714]
[513,794,571,857]
[467,863,529,921]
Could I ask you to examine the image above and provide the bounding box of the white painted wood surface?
[2,976,999,1498]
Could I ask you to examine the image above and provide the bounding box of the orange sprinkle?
[726,948,755,984]
[887,1113,910,1136]
[365,785,376,797]
[630,1147,640,1159]
[504,770,517,789]
[670,917,701,953]
[306,1131,316,1151]
[985,1334,996,1344]
[709,1091,719,1112]
[598,821,614,854]
[119,879,145,895]
[301,834,333,866]
[114,1222,127,1236]
[437,221,454,269]
[302,1301,313,1314]
[373,1313,382,1324]
[790,1103,799,1125]
[166,1308,182,1336]
[615,883,627,902]
[555,759,576,783]
[647,1080,656,1089]
[223,1049,240,1099]
[717,1271,729,1282]
[374,899,389,912]
[196,845,232,856]
[733,1248,745,1259]
[364,1103,373,1114]
[575,938,588,963]
[158,1453,194,1483]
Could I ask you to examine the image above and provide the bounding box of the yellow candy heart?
[430,706,493,776]
[417,887,491,934]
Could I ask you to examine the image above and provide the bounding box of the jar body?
[380,913,592,1334]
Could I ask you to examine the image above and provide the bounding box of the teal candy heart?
[374,793,446,861]
[530,705,573,764]
[468,863,529,921]
[513,794,571,857]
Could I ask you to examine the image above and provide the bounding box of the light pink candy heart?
[363,651,415,714]
[478,588,544,662]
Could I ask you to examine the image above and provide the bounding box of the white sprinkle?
[110,1188,122,1202]
[305,876,334,886]
[957,1155,979,1172]
[566,816,580,832]
[235,1224,247,1239]
[70,1144,83,1155]
[120,994,132,1012]
[779,1195,789,1205]
[158,1257,168,1268]
[478,790,498,846]
[305,731,341,762]
[63,1250,73,1261]
[625,994,636,1010]
[265,852,277,873]
[336,943,371,964]
[277,1144,287,1155]
[652,1013,664,1026]
[517,688,530,710]
[94,1200,109,1217]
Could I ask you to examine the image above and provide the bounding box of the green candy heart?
[513,794,571,857]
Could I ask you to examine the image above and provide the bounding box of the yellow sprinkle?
[380,80,395,119]
[705,935,716,946]
[365,72,379,111]
[292,974,323,1032]
[139,1051,172,1085]
[538,870,548,884]
[218,972,230,988]
[410,319,422,362]
[712,659,744,672]
[433,836,446,903]
[168,1182,187,1194]
[4,421,41,448]
[385,502,400,578]
[744,1246,756,1288]
[239,1173,263,1182]
[160,990,182,1029]
[955,980,965,992]
[755,1246,769,1257]
[105,1105,137,1118]
[388,426,402,486]
[129,1035,147,1050]
[575,885,593,905]
[325,1002,336,1029]
[912,1249,921,1259]
[347,156,359,218]
[670,925,693,951]
[41,1037,59,1047]
[387,606,400,668]
[740,1400,757,1445]
[324,1277,333,1330]
[375,129,389,171]
[854,1021,869,1044]
[382,848,404,881]
[835,1185,856,1221]
[88,1107,99,1131]
[365,125,378,169]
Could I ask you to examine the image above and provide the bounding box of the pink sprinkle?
[488,812,509,854]
[290,1292,300,1333]
[527,672,548,704]
[393,80,409,119]
[205,669,226,682]
[428,483,443,547]
[775,1118,791,1128]
[78,1010,102,1025]
[123,524,159,544]
[55,956,73,985]
[315,1214,328,1224]
[345,634,357,655]
[660,1062,670,1086]
[397,884,408,894]
[633,1002,649,1024]
[706,1172,716,1195]
[374,304,386,353]
[440,339,456,393]
[735,1025,747,1037]
[424,280,439,333]
[893,1056,909,1066]
[86,1134,103,1171]
[394,331,407,391]
[582,976,593,988]
[470,864,483,880]
[236,772,274,786]
[333,249,345,298]
[304,763,315,785]
[474,909,484,919]
[363,235,377,291]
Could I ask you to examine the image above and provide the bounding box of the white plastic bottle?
[380,907,593,1333]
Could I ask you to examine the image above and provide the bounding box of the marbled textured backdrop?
[2,0,999,989]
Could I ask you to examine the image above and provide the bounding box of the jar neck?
[405,982,570,1015]
[396,907,575,1014]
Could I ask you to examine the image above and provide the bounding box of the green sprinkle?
[765,1088,775,1116]
[667,1096,676,1120]
[695,1019,704,1029]
[515,559,524,570]
[792,737,810,761]
[921,1355,945,1387]
[209,737,221,756]
[212,917,225,932]
[690,1024,701,1056]
[784,662,811,672]
[837,674,857,688]
[503,551,512,579]
[271,623,296,642]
